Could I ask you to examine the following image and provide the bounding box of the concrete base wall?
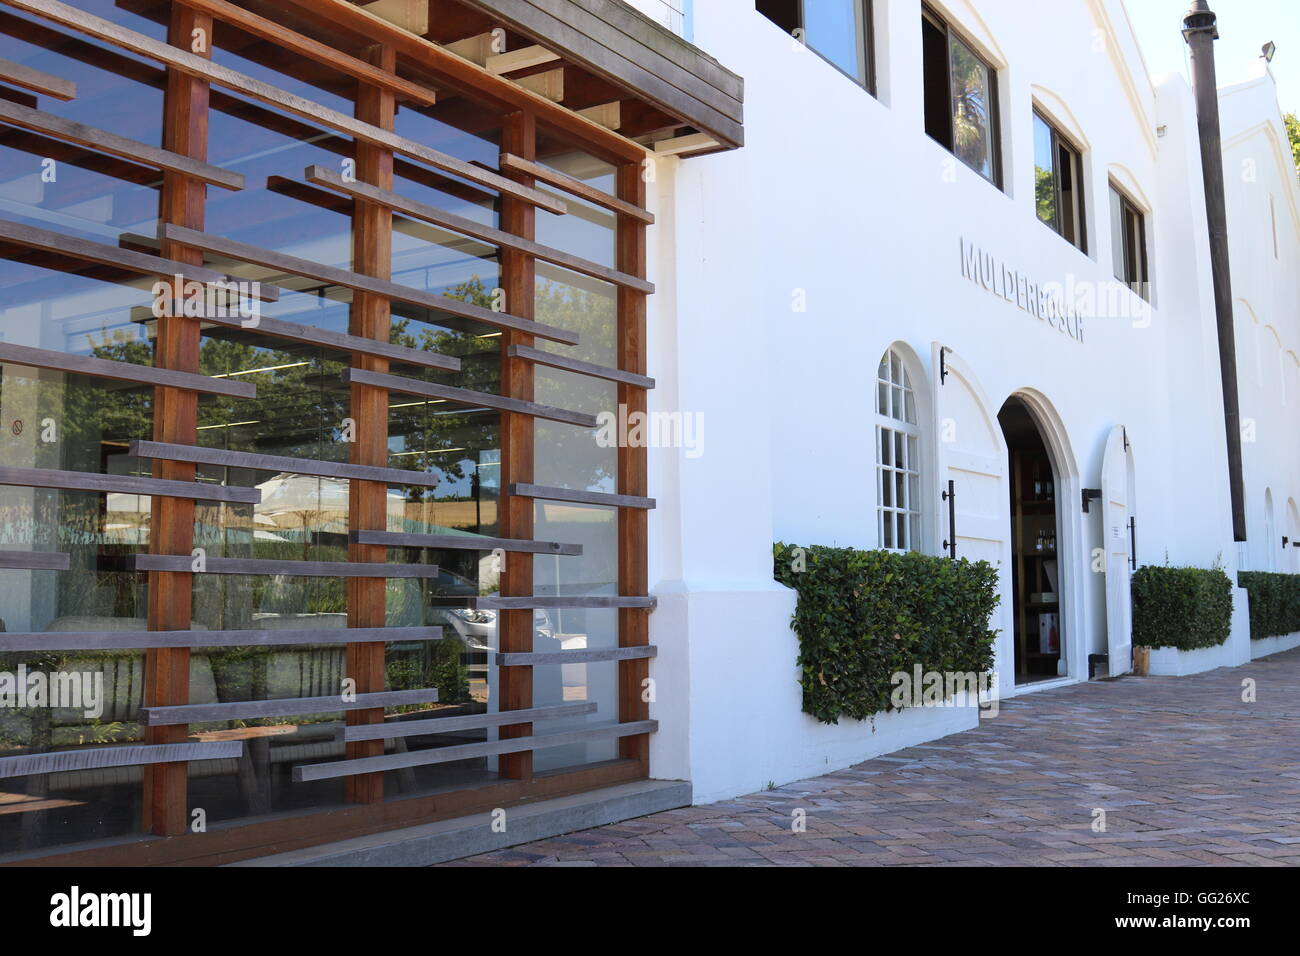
[1250,630,1300,660]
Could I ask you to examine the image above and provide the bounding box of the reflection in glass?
[950,36,994,180]
[1034,113,1058,230]
[803,0,867,85]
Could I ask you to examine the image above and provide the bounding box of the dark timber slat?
[426,595,656,610]
[305,164,654,294]
[0,98,242,189]
[175,0,439,106]
[344,367,598,429]
[126,555,441,578]
[5,0,567,214]
[508,344,655,388]
[350,529,582,557]
[0,742,243,779]
[480,595,657,610]
[171,309,461,372]
[508,482,656,510]
[0,626,442,652]
[0,54,75,99]
[339,701,599,742]
[0,465,260,504]
[500,153,655,224]
[130,440,442,489]
[0,342,256,398]
[0,550,69,570]
[294,720,658,781]
[158,223,580,345]
[497,645,658,666]
[0,218,278,299]
[140,689,440,726]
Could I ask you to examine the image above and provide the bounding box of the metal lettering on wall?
[959,237,1085,343]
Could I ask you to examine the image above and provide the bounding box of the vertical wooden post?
[143,4,212,837]
[344,45,396,804]
[616,160,650,768]
[497,111,537,780]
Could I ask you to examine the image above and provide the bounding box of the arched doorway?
[998,395,1075,685]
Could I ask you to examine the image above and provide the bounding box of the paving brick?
[444,648,1300,867]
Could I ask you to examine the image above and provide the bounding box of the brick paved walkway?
[445,647,1300,866]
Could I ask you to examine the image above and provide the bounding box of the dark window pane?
[922,13,952,148]
[756,0,800,34]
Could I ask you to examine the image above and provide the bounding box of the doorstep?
[225,779,692,867]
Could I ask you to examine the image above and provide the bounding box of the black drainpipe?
[1183,1,1248,542]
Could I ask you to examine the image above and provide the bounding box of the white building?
[643,0,1300,803]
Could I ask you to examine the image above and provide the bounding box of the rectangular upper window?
[1110,183,1149,299]
[1033,111,1086,252]
[757,0,875,94]
[922,5,1000,187]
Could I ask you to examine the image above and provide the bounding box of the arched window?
[876,348,922,552]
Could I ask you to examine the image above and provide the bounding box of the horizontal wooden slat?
[0,625,442,652]
[0,742,242,779]
[0,342,256,398]
[508,343,654,388]
[497,645,657,666]
[176,0,438,106]
[499,152,654,224]
[140,689,439,726]
[0,54,75,99]
[129,440,441,489]
[126,555,440,578]
[147,307,462,371]
[478,595,656,610]
[5,0,566,213]
[0,218,279,299]
[159,223,579,345]
[0,98,242,189]
[339,701,598,742]
[0,465,260,504]
[293,719,657,781]
[350,529,582,556]
[305,164,654,293]
[344,367,597,428]
[0,550,69,571]
[508,482,656,510]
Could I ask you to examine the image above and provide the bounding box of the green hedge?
[773,543,999,724]
[1238,571,1300,639]
[1130,565,1233,651]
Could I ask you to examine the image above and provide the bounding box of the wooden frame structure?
[0,0,740,866]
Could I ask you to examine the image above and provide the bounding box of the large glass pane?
[803,0,867,85]
[950,36,994,181]
[1034,114,1058,230]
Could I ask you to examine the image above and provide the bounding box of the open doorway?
[999,396,1064,684]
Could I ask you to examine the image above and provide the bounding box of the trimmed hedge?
[1130,565,1233,651]
[773,543,999,724]
[1238,571,1300,639]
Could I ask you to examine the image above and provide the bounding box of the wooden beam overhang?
[273,0,743,158]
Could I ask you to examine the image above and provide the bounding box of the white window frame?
[876,348,922,553]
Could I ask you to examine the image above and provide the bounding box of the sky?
[1123,0,1300,115]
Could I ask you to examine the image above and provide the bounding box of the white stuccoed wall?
[646,0,1295,800]
[620,0,687,37]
